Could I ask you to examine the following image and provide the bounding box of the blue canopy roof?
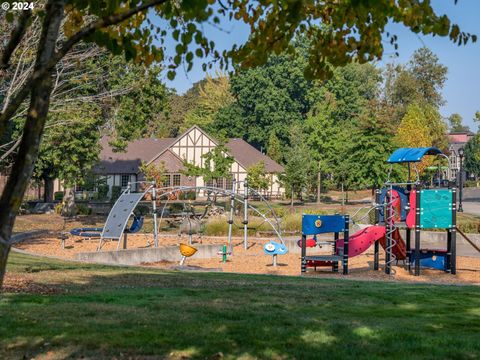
[387,147,443,163]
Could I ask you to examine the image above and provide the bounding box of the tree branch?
[0,0,167,139]
[0,10,32,70]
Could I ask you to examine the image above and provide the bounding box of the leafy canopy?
[464,135,480,177]
[246,161,271,191]
[48,0,476,82]
[182,144,234,185]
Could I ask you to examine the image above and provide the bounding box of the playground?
[11,147,480,286]
[13,231,480,285]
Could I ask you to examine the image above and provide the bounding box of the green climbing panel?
[419,189,453,229]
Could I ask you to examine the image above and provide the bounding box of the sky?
[160,0,480,130]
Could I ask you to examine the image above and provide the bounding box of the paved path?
[461,188,480,216]
[461,200,480,216]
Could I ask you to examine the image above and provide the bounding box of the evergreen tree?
[267,132,283,163]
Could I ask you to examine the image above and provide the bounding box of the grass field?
[2,252,480,359]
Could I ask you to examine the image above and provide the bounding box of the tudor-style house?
[93,126,285,197]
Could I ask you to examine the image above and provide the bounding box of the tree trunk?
[0,0,65,288]
[61,187,76,217]
[317,169,321,204]
[290,187,294,208]
[44,177,54,202]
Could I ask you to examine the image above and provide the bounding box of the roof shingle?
[93,137,174,174]
[93,135,284,174]
[225,138,284,172]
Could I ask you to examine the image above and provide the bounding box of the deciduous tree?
[464,135,480,177]
[246,161,271,192]
[448,113,470,133]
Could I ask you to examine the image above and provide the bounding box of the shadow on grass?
[2,253,480,359]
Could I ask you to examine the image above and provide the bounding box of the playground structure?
[79,179,286,260]
[300,214,350,274]
[301,147,459,277]
[179,243,198,265]
[94,181,158,251]
[379,147,457,276]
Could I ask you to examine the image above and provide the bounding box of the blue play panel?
[410,250,448,271]
[302,214,346,235]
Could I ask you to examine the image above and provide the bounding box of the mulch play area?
[14,233,480,286]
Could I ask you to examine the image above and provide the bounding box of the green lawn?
[1,252,480,359]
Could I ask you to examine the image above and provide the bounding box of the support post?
[458,152,464,212]
[333,232,339,272]
[301,233,307,273]
[374,242,379,271]
[227,178,236,252]
[451,187,457,274]
[273,254,277,267]
[414,186,421,276]
[385,187,392,275]
[406,184,412,270]
[243,180,249,251]
[406,228,411,270]
[374,189,380,270]
[152,183,159,248]
[447,228,452,272]
[343,215,349,275]
[123,233,127,250]
[222,244,227,263]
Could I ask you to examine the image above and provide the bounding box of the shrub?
[135,204,150,216]
[203,216,272,236]
[54,203,63,214]
[464,180,479,188]
[457,215,480,234]
[97,184,109,200]
[76,203,92,215]
[111,186,122,202]
[179,191,196,200]
[54,191,64,201]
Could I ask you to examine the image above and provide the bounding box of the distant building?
[447,131,475,180]
[93,126,285,198]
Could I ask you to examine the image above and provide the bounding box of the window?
[163,174,171,187]
[173,174,181,186]
[224,176,234,191]
[205,179,214,188]
[121,174,130,188]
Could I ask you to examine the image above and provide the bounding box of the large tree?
[181,72,234,133]
[213,51,313,150]
[396,102,448,174]
[383,47,448,124]
[0,0,475,287]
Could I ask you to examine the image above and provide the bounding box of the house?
[93,126,285,197]
[447,131,475,180]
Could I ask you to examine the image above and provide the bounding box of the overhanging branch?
[0,10,32,71]
[0,0,167,138]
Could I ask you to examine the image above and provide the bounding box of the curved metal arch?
[246,187,282,234]
[154,185,284,244]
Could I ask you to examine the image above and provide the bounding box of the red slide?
[336,225,407,260]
